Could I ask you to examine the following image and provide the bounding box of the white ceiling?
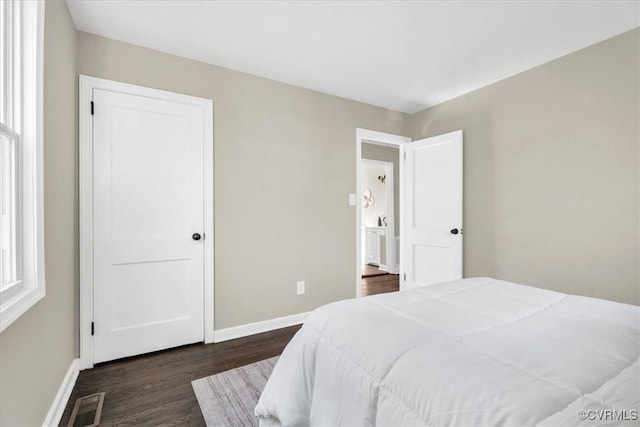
[66,1,639,114]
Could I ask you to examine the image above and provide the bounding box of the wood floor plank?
[362,274,399,296]
[362,264,390,277]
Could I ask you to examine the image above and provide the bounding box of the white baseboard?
[42,358,80,427]
[214,311,309,343]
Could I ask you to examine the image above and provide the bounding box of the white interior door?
[403,130,463,290]
[93,88,206,363]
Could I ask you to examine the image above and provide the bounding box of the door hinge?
[403,151,406,160]
[90,101,94,115]
[91,322,95,336]
[403,273,407,281]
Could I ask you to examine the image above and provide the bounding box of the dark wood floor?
[362,265,400,296]
[60,325,300,427]
[362,264,389,277]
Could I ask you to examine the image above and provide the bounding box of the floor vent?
[67,392,105,427]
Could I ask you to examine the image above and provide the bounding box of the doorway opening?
[355,129,410,298]
[356,128,464,298]
[361,157,397,296]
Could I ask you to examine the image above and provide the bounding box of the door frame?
[79,75,215,369]
[355,128,411,298]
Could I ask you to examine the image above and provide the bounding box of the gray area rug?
[192,357,278,427]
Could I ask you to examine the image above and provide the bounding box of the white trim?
[213,312,309,343]
[0,287,44,331]
[386,162,395,274]
[356,128,410,297]
[78,77,93,369]
[42,358,80,427]
[79,75,214,368]
[0,0,46,333]
[203,96,215,344]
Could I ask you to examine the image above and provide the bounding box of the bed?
[254,277,640,426]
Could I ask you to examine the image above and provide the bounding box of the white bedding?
[255,278,640,426]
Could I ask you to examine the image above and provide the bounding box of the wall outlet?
[348,193,356,206]
[296,280,305,295]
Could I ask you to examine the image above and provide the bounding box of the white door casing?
[403,130,463,290]
[79,76,214,367]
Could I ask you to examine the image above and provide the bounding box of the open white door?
[403,130,463,290]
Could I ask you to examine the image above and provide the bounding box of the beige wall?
[410,28,640,304]
[362,143,400,233]
[76,32,409,329]
[0,1,78,425]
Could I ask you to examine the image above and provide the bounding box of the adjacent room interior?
[360,141,401,297]
[0,1,638,426]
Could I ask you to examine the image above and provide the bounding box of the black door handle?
[450,228,459,235]
[192,233,201,241]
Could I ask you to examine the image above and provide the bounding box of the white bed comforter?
[255,278,640,426]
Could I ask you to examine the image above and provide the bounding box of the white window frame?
[1,122,22,299]
[0,0,45,332]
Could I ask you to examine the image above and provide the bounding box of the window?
[0,0,45,332]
